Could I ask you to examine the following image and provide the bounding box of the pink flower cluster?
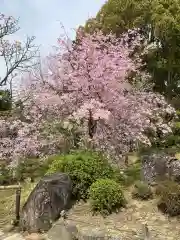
[0,113,67,166]
[0,29,176,163]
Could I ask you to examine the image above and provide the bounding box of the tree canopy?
[84,0,180,101]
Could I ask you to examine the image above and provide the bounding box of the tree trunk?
[88,109,97,139]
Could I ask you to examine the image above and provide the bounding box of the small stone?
[47,220,72,240]
[65,221,78,237]
[60,210,67,219]
[3,224,15,233]
[120,207,126,212]
[25,233,45,240]
[79,227,106,240]
[150,181,157,186]
[107,229,122,240]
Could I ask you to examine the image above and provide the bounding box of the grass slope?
[0,181,37,228]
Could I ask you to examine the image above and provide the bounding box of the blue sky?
[0,0,106,55]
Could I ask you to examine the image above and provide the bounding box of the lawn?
[0,181,37,228]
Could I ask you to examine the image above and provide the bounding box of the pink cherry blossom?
[0,29,176,164]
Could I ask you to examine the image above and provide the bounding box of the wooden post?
[143,223,150,240]
[15,186,21,222]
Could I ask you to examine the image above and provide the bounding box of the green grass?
[127,152,140,164]
[0,181,37,228]
[175,152,180,160]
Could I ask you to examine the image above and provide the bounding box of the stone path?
[0,231,25,240]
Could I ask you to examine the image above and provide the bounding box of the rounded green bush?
[47,150,118,199]
[157,180,180,216]
[89,178,126,215]
[132,181,153,200]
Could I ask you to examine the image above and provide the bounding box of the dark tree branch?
[0,14,39,87]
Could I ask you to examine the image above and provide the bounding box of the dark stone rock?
[141,153,180,184]
[20,173,72,233]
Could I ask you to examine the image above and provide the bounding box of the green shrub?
[157,180,180,216]
[0,163,13,185]
[174,121,180,135]
[89,178,126,215]
[15,157,54,182]
[132,181,153,200]
[165,134,180,147]
[155,180,173,196]
[47,150,118,199]
[0,89,12,111]
[122,162,141,186]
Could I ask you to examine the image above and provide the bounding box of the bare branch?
[0,14,19,39]
[0,14,39,86]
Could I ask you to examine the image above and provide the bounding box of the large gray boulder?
[141,152,180,184]
[20,173,72,233]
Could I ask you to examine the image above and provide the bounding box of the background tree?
[0,89,12,111]
[83,0,180,102]
[0,13,39,107]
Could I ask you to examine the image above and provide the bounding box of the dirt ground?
[67,190,180,240]
[1,183,180,239]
